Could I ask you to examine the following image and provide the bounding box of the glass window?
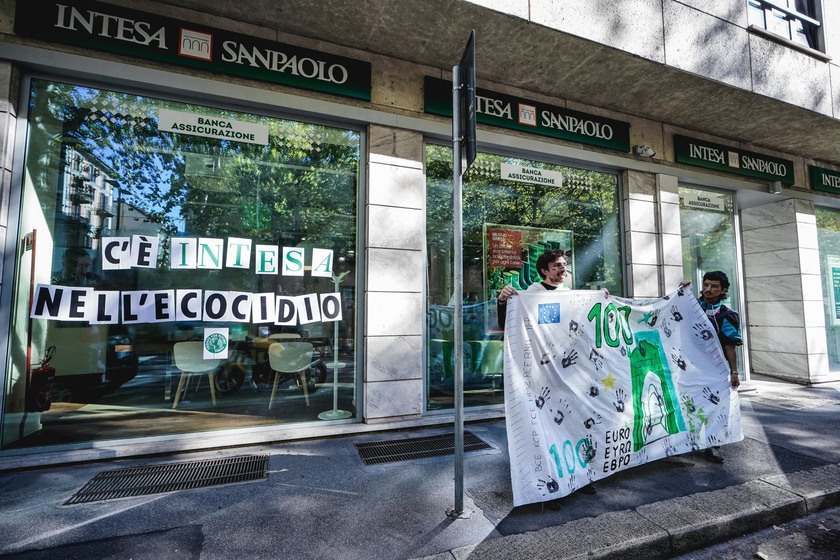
[748,0,821,50]
[425,146,622,411]
[2,79,361,451]
[816,207,840,372]
[678,186,745,374]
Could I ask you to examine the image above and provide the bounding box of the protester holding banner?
[496,249,570,329]
[497,248,609,328]
[691,271,742,463]
[497,249,600,508]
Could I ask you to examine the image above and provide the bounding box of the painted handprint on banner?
[693,322,714,341]
[703,386,720,405]
[671,306,683,322]
[540,342,556,365]
[535,387,550,410]
[538,476,560,494]
[589,348,604,370]
[552,398,571,425]
[687,432,701,452]
[662,320,672,338]
[579,435,597,464]
[561,349,578,368]
[568,320,580,337]
[583,412,603,429]
[638,309,658,327]
[613,388,627,412]
[670,352,687,371]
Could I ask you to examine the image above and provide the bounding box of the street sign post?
[448,29,476,519]
[458,30,476,172]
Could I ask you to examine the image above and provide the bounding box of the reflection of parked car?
[46,325,139,402]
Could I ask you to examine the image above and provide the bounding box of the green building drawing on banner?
[628,330,686,451]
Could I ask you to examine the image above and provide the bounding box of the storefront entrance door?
[678,186,747,379]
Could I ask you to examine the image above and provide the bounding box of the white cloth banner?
[503,287,743,506]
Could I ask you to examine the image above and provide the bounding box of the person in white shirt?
[496,249,572,328]
[495,249,601,506]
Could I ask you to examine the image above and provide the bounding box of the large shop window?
[678,186,745,376]
[816,207,840,372]
[425,145,622,410]
[2,79,360,450]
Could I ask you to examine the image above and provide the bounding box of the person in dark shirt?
[698,270,743,463]
[687,271,742,464]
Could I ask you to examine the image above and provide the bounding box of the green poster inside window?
[483,223,574,301]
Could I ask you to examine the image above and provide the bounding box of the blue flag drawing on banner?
[537,302,561,324]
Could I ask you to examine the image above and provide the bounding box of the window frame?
[0,69,368,455]
[747,0,825,54]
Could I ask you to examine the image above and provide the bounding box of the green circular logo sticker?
[205,333,227,354]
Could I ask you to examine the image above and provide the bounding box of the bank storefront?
[5,0,840,468]
[4,77,362,451]
[422,79,628,410]
[1,0,371,461]
[813,168,840,374]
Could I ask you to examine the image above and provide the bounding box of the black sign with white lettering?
[674,135,794,184]
[810,166,840,195]
[15,0,371,100]
[424,76,630,152]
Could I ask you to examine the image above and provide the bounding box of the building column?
[742,198,832,383]
[363,125,425,422]
[623,171,682,297]
[0,62,20,444]
[657,174,685,292]
[0,62,18,293]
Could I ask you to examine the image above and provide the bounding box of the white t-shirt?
[526,282,569,291]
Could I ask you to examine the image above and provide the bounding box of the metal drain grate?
[354,431,492,466]
[65,454,268,505]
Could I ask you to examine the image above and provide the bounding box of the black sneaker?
[704,447,724,463]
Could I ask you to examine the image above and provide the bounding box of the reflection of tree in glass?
[678,188,735,287]
[425,145,622,303]
[38,81,360,271]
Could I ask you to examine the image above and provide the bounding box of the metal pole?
[450,64,466,517]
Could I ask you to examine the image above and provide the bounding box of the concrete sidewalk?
[1,375,839,560]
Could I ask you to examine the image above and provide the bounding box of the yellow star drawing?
[600,372,617,391]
